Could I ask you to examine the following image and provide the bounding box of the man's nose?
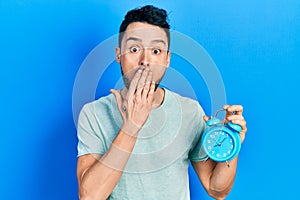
[139,48,151,66]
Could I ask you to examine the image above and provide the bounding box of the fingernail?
[223,105,229,109]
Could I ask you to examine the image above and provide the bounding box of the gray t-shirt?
[77,89,208,200]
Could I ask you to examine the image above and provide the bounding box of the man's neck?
[152,87,165,108]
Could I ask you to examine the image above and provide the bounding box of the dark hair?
[119,5,170,49]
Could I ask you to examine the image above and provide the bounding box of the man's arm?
[77,128,138,200]
[192,157,238,199]
[77,66,155,200]
[193,105,247,199]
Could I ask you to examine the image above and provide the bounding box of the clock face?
[203,128,237,162]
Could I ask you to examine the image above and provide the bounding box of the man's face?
[116,22,171,89]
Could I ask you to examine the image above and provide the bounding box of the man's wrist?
[121,121,142,137]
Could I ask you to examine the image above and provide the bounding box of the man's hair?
[119,5,170,49]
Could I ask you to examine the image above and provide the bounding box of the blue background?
[1,0,299,199]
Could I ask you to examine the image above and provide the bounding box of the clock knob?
[228,121,242,133]
[206,118,221,126]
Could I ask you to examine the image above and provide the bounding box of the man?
[76,5,247,200]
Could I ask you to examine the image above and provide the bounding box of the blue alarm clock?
[201,110,242,163]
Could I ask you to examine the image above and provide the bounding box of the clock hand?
[214,136,227,147]
[219,137,227,145]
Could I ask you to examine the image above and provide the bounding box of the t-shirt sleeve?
[188,105,209,162]
[77,104,106,157]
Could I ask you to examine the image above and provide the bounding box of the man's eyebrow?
[151,39,166,46]
[125,37,166,46]
[125,37,142,43]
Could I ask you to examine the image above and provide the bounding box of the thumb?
[110,89,123,107]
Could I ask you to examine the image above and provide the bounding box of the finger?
[138,66,150,89]
[241,126,247,135]
[135,67,150,102]
[127,67,143,98]
[147,81,155,103]
[227,114,244,121]
[230,119,246,127]
[229,118,247,139]
[223,105,231,121]
[226,112,246,127]
[142,70,153,101]
[223,104,230,110]
[226,105,244,115]
[203,115,210,122]
[110,89,123,111]
[235,119,247,141]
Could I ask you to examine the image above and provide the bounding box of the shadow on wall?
[36,112,78,200]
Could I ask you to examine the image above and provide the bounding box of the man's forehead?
[122,23,168,44]
[123,30,167,42]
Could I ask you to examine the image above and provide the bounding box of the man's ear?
[115,47,121,63]
[166,51,171,68]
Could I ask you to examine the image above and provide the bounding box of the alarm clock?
[201,110,242,163]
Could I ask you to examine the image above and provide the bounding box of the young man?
[76,5,247,200]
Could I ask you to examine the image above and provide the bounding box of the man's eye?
[130,46,140,53]
[153,49,161,55]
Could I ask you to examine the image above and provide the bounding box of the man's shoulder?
[166,89,202,110]
[165,89,206,119]
[81,93,115,114]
